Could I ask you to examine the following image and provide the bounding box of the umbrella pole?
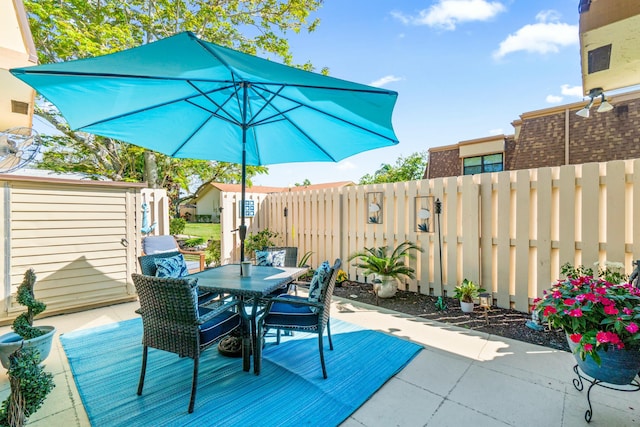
[239,83,249,265]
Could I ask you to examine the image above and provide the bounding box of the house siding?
[0,175,149,321]
[427,91,640,178]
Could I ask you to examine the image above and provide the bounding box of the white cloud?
[546,94,563,103]
[488,128,503,135]
[493,10,578,59]
[393,0,506,31]
[370,75,403,87]
[336,160,357,171]
[545,84,583,104]
[560,84,583,98]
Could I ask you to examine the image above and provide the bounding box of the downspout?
[565,108,570,164]
[3,183,11,314]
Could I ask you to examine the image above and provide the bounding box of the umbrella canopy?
[11,31,399,261]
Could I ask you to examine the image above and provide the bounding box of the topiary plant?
[0,347,55,427]
[12,269,46,340]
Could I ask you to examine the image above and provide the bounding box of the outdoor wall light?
[479,293,491,309]
[576,88,613,118]
[479,292,491,325]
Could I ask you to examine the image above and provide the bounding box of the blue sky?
[254,0,586,187]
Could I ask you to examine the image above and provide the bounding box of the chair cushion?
[154,253,188,278]
[270,250,286,267]
[142,235,179,254]
[308,261,331,312]
[255,250,271,266]
[256,249,287,267]
[199,310,241,347]
[264,295,318,327]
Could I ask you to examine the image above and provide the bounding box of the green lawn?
[183,222,220,240]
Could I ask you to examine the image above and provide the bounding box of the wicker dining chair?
[131,273,241,413]
[137,253,218,305]
[256,247,299,296]
[257,258,341,378]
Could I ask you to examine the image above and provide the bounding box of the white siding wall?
[0,175,151,320]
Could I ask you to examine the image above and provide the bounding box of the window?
[11,100,29,115]
[463,153,503,175]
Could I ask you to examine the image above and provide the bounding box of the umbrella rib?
[252,83,398,144]
[186,81,241,126]
[68,81,239,130]
[167,115,213,157]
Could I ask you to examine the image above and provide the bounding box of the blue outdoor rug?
[60,317,421,426]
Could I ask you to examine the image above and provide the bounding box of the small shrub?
[244,229,278,258]
[169,217,186,235]
[336,270,348,284]
[205,240,221,267]
[195,215,212,223]
[183,237,205,248]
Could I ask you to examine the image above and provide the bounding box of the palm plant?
[348,241,423,281]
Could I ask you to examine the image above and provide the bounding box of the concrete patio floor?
[0,296,639,426]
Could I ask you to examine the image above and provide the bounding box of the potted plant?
[0,269,56,369]
[533,262,640,385]
[348,241,423,298]
[243,228,278,260]
[0,346,55,427]
[454,279,485,313]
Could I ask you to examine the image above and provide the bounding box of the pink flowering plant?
[533,262,640,365]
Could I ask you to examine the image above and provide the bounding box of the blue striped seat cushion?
[263,295,318,327]
[199,310,241,347]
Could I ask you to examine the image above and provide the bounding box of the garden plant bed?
[331,280,570,352]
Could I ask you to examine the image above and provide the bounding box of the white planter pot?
[460,301,475,313]
[0,326,56,369]
[374,276,398,298]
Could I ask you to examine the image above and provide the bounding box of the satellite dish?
[0,127,41,173]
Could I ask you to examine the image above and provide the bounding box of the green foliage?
[244,229,278,258]
[435,296,448,311]
[183,237,205,247]
[336,270,348,284]
[24,1,323,67]
[13,269,46,340]
[560,261,628,284]
[348,241,423,281]
[453,279,485,303]
[205,240,222,267]
[0,347,55,427]
[169,217,186,235]
[535,262,640,364]
[359,151,428,185]
[298,251,313,267]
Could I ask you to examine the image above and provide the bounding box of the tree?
[359,152,428,184]
[295,178,311,186]
[23,0,323,207]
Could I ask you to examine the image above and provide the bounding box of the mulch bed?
[331,280,570,352]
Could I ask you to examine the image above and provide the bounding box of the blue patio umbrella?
[11,31,399,262]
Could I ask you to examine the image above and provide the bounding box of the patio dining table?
[189,264,307,374]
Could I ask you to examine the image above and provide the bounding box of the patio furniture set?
[133,236,341,413]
